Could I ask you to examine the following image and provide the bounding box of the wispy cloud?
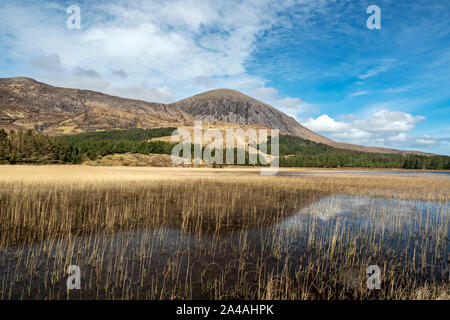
[384,85,412,93]
[357,59,397,80]
[350,90,371,97]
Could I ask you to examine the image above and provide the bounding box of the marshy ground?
[0,166,448,299]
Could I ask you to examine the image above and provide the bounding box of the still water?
[1,194,448,299]
[277,170,450,178]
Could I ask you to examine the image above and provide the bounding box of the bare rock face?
[171,89,318,137]
[0,77,429,155]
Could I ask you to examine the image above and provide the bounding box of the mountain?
[171,89,324,140]
[0,77,429,155]
[170,89,429,155]
[0,77,192,135]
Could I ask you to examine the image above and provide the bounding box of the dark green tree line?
[1,128,449,169]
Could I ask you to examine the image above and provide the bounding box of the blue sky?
[1,0,449,154]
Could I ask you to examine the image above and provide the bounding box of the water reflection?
[1,194,448,299]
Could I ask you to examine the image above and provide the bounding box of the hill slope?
[0,77,192,135]
[0,77,429,155]
[171,89,429,155]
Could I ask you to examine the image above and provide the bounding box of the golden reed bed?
[1,165,448,201]
[0,165,448,299]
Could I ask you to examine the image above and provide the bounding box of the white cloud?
[250,87,313,117]
[44,75,111,93]
[353,109,425,133]
[387,132,409,142]
[110,86,175,103]
[112,70,128,78]
[410,135,450,150]
[276,97,310,112]
[31,53,62,72]
[250,87,278,101]
[194,76,217,88]
[301,109,444,150]
[73,67,101,79]
[333,128,372,140]
[1,0,295,101]
[414,135,441,147]
[1,0,333,104]
[303,115,350,133]
[338,114,355,122]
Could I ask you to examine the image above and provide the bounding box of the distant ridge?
[0,77,431,156]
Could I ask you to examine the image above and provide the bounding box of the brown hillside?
[0,77,192,135]
[0,77,431,156]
